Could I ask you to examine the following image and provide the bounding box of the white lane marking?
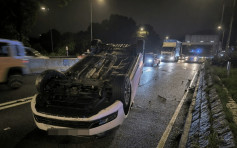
[0,96,33,111]
[157,71,198,148]
[179,74,200,148]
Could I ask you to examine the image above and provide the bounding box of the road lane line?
[157,71,198,148]
[0,96,33,111]
[0,96,33,107]
[179,73,200,148]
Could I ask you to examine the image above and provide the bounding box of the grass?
[204,86,220,147]
[208,131,219,148]
[206,62,237,145]
[213,83,237,144]
[211,66,237,103]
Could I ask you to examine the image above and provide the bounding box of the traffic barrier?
[26,58,79,74]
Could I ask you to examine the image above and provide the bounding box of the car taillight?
[22,59,29,63]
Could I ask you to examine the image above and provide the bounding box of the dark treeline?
[0,0,162,56]
[30,14,162,56]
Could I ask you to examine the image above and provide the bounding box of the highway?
[0,62,200,148]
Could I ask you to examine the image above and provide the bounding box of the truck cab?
[0,39,26,88]
[160,39,181,62]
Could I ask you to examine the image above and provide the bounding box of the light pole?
[217,25,225,50]
[90,0,93,41]
[225,0,236,52]
[90,0,104,41]
[41,6,54,53]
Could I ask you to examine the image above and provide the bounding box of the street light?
[41,6,54,53]
[165,36,169,40]
[41,7,46,11]
[90,0,104,41]
[137,27,148,38]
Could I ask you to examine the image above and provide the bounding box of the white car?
[144,53,160,66]
[31,40,144,136]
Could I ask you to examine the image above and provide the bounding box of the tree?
[144,24,162,53]
[0,0,39,44]
[30,14,162,56]
[39,29,61,53]
[90,14,137,44]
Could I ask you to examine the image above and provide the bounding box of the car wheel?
[8,75,23,89]
[36,70,65,94]
[112,75,131,115]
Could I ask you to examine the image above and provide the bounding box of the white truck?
[160,39,181,62]
[0,39,27,88]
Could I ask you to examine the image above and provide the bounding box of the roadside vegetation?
[205,60,237,145]
[211,66,237,103]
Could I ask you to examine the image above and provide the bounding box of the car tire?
[8,75,23,89]
[112,75,131,115]
[36,70,65,94]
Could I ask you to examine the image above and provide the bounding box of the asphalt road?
[0,62,200,148]
[0,74,38,104]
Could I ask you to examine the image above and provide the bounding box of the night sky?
[31,0,225,40]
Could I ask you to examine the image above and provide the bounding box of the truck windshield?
[145,54,153,58]
[162,47,174,51]
[162,53,172,55]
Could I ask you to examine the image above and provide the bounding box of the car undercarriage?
[34,41,144,118]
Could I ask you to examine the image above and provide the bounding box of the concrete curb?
[179,69,201,148]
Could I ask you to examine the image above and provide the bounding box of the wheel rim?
[124,78,131,106]
[10,81,22,88]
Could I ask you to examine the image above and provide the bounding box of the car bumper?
[185,58,199,63]
[161,58,175,62]
[31,95,126,136]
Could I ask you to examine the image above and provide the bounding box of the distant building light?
[200,41,204,43]
[210,41,214,43]
[187,41,190,43]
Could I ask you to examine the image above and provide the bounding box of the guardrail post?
[227,61,231,77]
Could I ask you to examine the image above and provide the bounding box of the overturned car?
[31,40,144,136]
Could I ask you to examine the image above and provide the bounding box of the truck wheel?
[112,75,131,115]
[36,70,65,94]
[151,61,154,67]
[8,75,23,89]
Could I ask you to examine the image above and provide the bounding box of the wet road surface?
[0,62,200,148]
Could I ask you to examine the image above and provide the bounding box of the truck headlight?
[170,57,174,60]
[147,59,153,63]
